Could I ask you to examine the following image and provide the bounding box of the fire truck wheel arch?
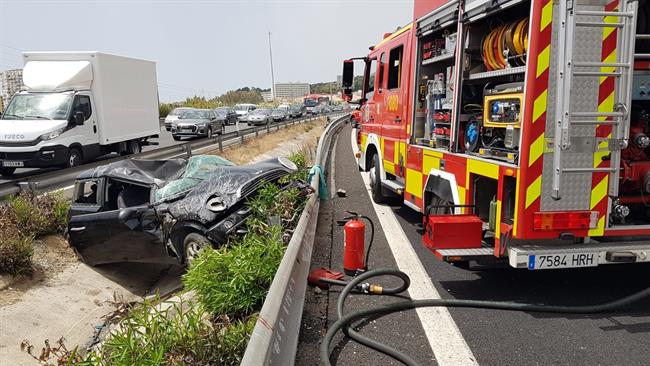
[361,133,387,181]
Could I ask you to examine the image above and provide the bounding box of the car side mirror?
[74,111,85,126]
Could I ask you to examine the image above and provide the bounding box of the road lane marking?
[351,130,478,366]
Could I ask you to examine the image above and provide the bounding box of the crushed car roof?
[76,155,234,187]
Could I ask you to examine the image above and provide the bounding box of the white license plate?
[528,253,598,270]
[2,161,24,167]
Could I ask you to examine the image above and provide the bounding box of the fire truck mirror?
[342,60,354,88]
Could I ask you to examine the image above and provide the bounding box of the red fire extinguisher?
[339,211,375,276]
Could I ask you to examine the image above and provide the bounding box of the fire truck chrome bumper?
[508,243,650,270]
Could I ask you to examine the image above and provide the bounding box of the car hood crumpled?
[165,157,296,222]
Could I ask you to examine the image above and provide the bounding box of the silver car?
[171,109,225,141]
[164,107,194,131]
[246,109,273,126]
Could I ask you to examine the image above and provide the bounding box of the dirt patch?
[215,119,325,164]
[0,235,77,306]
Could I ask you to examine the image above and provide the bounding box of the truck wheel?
[172,134,181,141]
[0,167,16,177]
[66,148,82,168]
[129,140,141,154]
[184,232,211,265]
[369,153,386,203]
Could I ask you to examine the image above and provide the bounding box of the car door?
[68,183,172,266]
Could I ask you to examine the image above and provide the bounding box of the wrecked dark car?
[67,155,299,266]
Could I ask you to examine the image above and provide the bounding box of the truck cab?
[1,89,97,175]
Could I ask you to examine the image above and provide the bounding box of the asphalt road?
[300,123,650,366]
[0,121,272,184]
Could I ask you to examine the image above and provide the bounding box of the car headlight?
[40,128,65,141]
[207,195,227,212]
[278,156,298,171]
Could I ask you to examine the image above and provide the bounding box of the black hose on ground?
[321,268,650,366]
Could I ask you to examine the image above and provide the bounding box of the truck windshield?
[2,93,73,120]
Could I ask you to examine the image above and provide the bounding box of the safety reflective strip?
[467,159,499,179]
[361,134,368,152]
[406,168,423,198]
[540,1,553,30]
[590,176,608,210]
[384,161,396,175]
[532,90,548,122]
[528,134,545,167]
[536,46,551,78]
[423,155,441,174]
[525,176,542,209]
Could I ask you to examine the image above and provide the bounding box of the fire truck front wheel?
[369,153,387,203]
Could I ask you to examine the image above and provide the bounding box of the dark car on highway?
[271,108,288,122]
[67,155,301,265]
[214,107,238,125]
[171,109,224,141]
[289,104,306,118]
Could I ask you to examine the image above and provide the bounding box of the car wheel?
[184,232,211,265]
[369,153,386,203]
[206,126,213,138]
[0,167,16,177]
[173,134,181,141]
[66,148,82,168]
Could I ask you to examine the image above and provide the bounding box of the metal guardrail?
[241,113,350,366]
[0,113,345,198]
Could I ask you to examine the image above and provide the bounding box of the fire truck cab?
[343,0,650,269]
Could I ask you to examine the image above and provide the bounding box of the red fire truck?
[342,0,650,269]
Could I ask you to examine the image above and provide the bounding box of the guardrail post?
[218,135,223,152]
[18,181,38,194]
[241,133,245,144]
[185,144,192,158]
[266,123,270,133]
[255,127,259,137]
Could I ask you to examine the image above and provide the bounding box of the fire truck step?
[381,179,404,193]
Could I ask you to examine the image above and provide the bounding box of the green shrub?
[88,297,256,366]
[8,191,69,237]
[0,192,69,275]
[183,225,286,317]
[0,233,34,275]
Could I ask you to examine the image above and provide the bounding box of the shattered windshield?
[154,155,234,202]
[2,92,73,120]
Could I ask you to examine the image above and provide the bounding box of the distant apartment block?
[261,90,273,102]
[274,82,310,99]
[0,69,23,111]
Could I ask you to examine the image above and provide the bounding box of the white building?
[274,82,310,99]
[0,69,23,111]
[261,90,274,102]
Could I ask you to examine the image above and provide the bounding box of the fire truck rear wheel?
[370,153,386,203]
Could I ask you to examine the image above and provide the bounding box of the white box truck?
[0,51,160,176]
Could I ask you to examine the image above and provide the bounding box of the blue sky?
[0,0,412,101]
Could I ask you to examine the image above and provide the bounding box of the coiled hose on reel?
[320,268,650,366]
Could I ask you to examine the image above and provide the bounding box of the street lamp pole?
[268,31,276,100]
